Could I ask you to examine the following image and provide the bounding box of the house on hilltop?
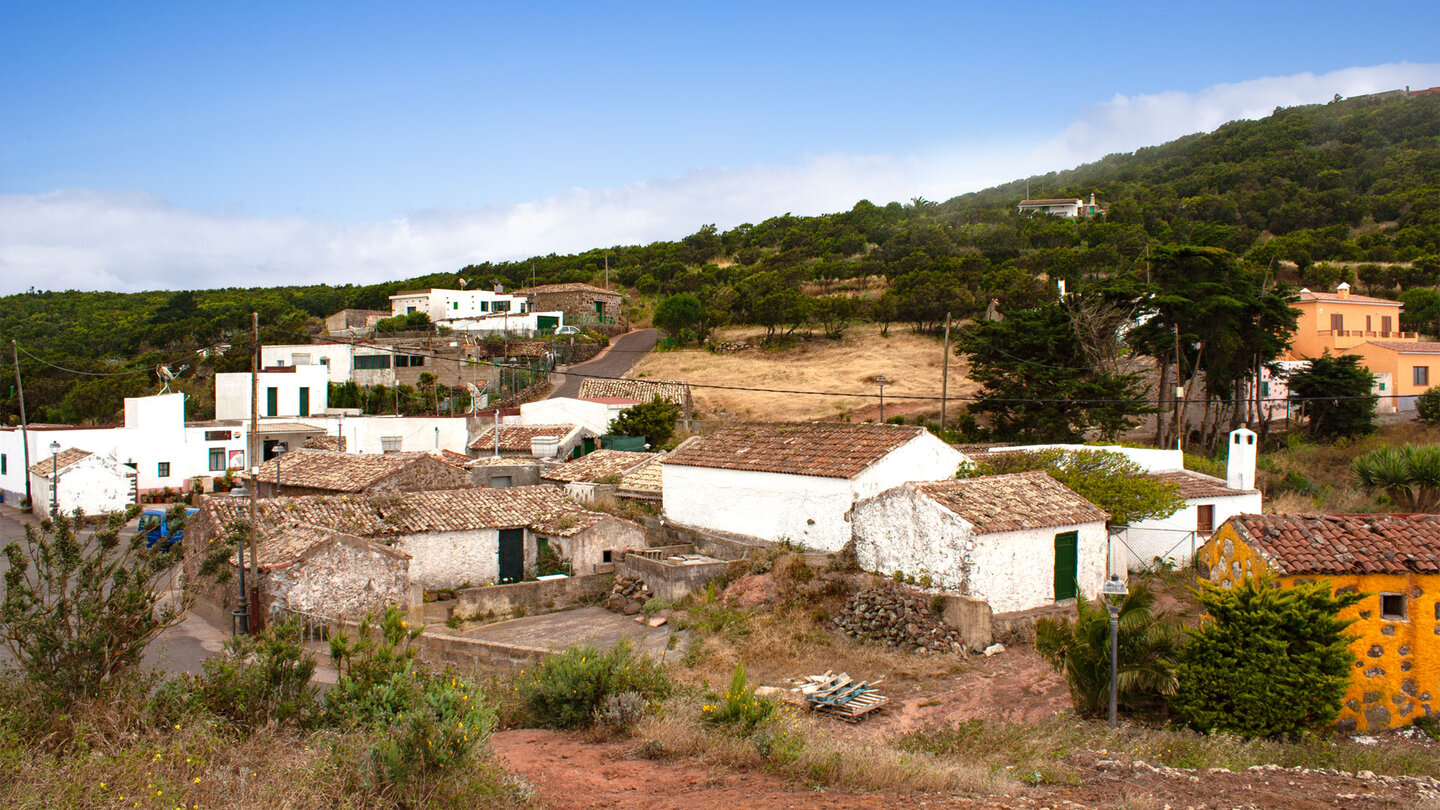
[851,472,1110,613]
[1017,193,1103,218]
[252,448,468,497]
[515,283,623,326]
[1200,512,1440,733]
[661,422,967,551]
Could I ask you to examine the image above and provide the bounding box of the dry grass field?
[626,323,976,422]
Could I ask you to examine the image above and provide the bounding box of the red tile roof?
[1226,513,1440,575]
[1361,340,1440,354]
[913,472,1109,534]
[469,424,580,452]
[540,449,651,484]
[663,422,926,479]
[515,283,621,297]
[253,449,464,492]
[576,379,692,412]
[1297,290,1402,306]
[1149,470,1255,499]
[28,448,97,477]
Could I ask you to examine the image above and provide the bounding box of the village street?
[548,328,657,399]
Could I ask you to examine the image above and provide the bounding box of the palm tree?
[1035,582,1181,718]
[1351,444,1440,512]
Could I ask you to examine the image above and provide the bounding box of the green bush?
[324,605,425,727]
[515,641,672,730]
[371,673,497,788]
[153,617,319,730]
[1171,577,1361,738]
[701,662,776,733]
[1417,388,1440,424]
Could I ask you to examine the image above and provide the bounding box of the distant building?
[514,283,623,326]
[1017,193,1103,218]
[215,366,330,421]
[389,288,527,322]
[252,448,468,497]
[577,379,693,417]
[324,309,389,337]
[28,448,137,519]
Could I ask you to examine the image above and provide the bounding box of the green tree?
[1171,577,1361,738]
[608,397,682,448]
[1286,352,1376,439]
[652,292,704,343]
[959,449,1184,526]
[0,508,186,706]
[1035,582,1181,717]
[1350,444,1440,512]
[1417,387,1440,425]
[957,304,1152,442]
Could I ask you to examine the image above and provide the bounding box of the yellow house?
[1287,283,1415,359]
[1198,513,1440,733]
[1348,340,1440,410]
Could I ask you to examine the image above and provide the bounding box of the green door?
[266,387,278,417]
[498,529,525,584]
[299,388,310,417]
[1053,531,1078,600]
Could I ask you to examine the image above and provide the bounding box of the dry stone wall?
[833,582,966,653]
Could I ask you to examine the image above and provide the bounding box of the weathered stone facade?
[516,283,623,325]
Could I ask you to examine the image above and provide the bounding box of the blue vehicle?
[137,507,199,552]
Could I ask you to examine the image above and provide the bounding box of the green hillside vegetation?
[2,92,1436,425]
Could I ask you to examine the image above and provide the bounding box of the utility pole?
[1172,323,1183,450]
[11,341,32,511]
[243,311,260,633]
[940,312,952,431]
[604,251,609,291]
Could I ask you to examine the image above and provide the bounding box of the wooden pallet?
[799,671,888,722]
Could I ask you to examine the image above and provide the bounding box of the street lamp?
[49,440,60,516]
[1102,574,1129,729]
[273,444,287,498]
[875,376,889,423]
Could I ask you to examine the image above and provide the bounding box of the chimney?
[1226,428,1257,490]
[1090,192,1096,205]
[494,282,504,294]
[530,435,560,459]
[1336,282,1350,300]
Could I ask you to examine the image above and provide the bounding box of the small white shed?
[28,448,136,519]
[851,472,1110,614]
[661,422,968,551]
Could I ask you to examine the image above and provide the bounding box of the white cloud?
[2,63,1437,295]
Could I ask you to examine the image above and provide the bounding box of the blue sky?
[2,1,1438,292]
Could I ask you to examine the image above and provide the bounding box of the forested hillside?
[2,92,1436,425]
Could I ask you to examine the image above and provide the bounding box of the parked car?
[137,507,199,552]
[555,325,582,336]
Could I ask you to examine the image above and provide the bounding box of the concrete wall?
[28,457,135,519]
[470,462,542,488]
[451,573,613,621]
[620,553,734,603]
[549,516,646,576]
[396,527,536,589]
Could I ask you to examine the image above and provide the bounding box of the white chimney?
[1226,428,1257,490]
[1336,282,1351,299]
[530,435,560,459]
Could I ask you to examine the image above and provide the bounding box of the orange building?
[1199,514,1440,733]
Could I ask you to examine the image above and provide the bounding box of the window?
[1383,315,1393,333]
[208,448,226,472]
[1416,366,1430,387]
[299,388,310,417]
[381,436,402,454]
[1381,593,1407,621]
[1330,313,1343,332]
[157,462,171,478]
[452,301,459,310]
[319,357,330,366]
[354,354,392,370]
[1366,315,1373,332]
[1,454,5,475]
[480,301,490,312]
[266,387,278,417]
[602,550,613,564]
[490,476,512,488]
[1196,504,1215,534]
[204,429,232,441]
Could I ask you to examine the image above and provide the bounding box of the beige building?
[1287,284,1437,411]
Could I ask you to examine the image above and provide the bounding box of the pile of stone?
[605,574,652,616]
[832,583,964,654]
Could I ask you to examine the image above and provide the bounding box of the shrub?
[324,605,425,726]
[0,508,184,710]
[371,673,498,788]
[154,617,319,730]
[1035,582,1181,718]
[1351,444,1440,512]
[701,662,776,733]
[1171,577,1361,738]
[1417,388,1440,424]
[594,691,650,735]
[515,641,672,730]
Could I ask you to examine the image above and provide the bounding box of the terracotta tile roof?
[1018,198,1083,205]
[1149,470,1255,499]
[435,449,472,468]
[253,449,463,492]
[577,379,692,412]
[200,486,607,540]
[1362,340,1440,354]
[540,450,651,484]
[255,522,409,572]
[663,422,926,479]
[515,283,621,297]
[29,448,96,478]
[1226,513,1440,575]
[466,456,534,468]
[301,435,346,451]
[618,452,667,496]
[1297,290,1402,306]
[529,510,609,538]
[913,472,1109,534]
[469,424,580,452]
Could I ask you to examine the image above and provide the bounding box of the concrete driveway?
[462,605,680,659]
[549,329,658,400]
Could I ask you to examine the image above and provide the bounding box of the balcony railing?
[1315,329,1418,340]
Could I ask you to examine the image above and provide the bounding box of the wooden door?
[498,529,525,583]
[1053,531,1078,600]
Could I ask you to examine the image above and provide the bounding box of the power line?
[14,344,152,378]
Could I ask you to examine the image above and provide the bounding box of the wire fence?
[272,606,336,646]
[1110,526,1201,573]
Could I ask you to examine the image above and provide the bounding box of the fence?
[1109,526,1201,574]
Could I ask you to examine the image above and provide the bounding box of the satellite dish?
[154,363,190,394]
[458,277,470,289]
[464,382,487,413]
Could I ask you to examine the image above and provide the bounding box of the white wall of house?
[390,289,527,322]
[662,431,966,552]
[852,485,1109,614]
[395,527,535,589]
[329,415,472,455]
[446,311,565,335]
[547,518,645,575]
[261,344,357,385]
[216,367,330,421]
[517,398,628,436]
[29,455,136,519]
[1121,491,1263,569]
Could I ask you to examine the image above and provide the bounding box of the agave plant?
[1034,582,1182,718]
[1351,444,1440,512]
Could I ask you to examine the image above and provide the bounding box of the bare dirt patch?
[628,323,974,421]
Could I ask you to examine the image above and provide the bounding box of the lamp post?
[49,440,60,516]
[273,444,287,498]
[1102,574,1129,729]
[875,376,889,423]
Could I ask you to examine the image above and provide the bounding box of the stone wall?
[639,517,773,561]
[833,582,968,653]
[529,289,623,324]
[450,573,613,621]
[267,538,412,619]
[620,550,735,603]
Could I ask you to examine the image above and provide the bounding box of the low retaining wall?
[641,518,779,561]
[451,572,613,621]
[938,594,994,649]
[620,552,735,603]
[990,602,1073,645]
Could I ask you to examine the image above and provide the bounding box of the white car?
[554,325,582,336]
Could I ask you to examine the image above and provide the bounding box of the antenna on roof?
[154,363,189,395]
[458,277,469,289]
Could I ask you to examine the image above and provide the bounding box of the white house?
[851,472,1111,614]
[389,288,527,322]
[514,397,638,435]
[215,366,330,421]
[1016,194,1102,218]
[27,448,137,519]
[661,422,968,551]
[469,423,592,460]
[445,311,567,336]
